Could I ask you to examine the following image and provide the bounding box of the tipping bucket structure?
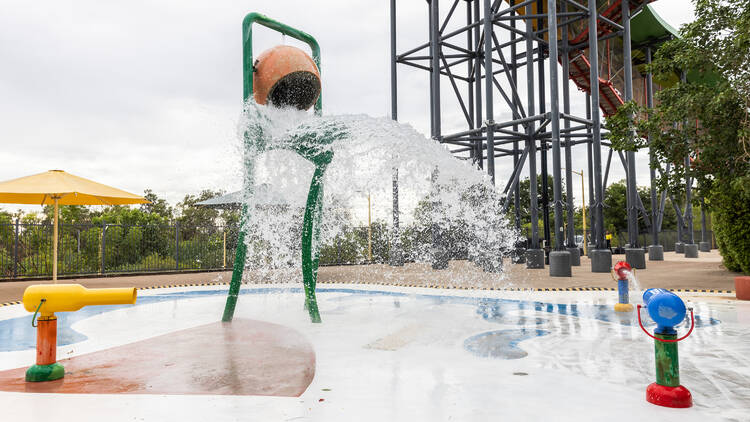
[222,13,329,324]
[253,45,321,110]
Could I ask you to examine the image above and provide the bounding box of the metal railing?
[513,229,715,253]
[612,230,714,252]
[1,220,716,280]
[0,221,237,280]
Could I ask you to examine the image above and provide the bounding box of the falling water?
[234,101,519,286]
[624,271,642,295]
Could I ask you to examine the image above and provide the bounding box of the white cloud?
[0,0,695,217]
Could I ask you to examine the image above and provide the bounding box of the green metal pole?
[654,333,680,387]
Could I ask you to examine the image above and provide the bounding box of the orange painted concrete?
[36,317,57,365]
[0,319,315,396]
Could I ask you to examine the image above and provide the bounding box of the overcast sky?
[0,0,695,221]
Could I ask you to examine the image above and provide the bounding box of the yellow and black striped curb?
[136,282,229,290]
[0,283,735,307]
[132,282,737,295]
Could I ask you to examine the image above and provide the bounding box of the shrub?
[711,178,750,274]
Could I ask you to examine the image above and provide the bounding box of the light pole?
[367,193,372,262]
[356,190,373,262]
[566,169,587,256]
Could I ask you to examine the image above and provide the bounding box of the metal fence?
[511,229,715,253]
[612,230,714,252]
[0,221,717,279]
[0,221,237,280]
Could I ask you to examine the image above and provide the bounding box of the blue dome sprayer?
[637,288,695,408]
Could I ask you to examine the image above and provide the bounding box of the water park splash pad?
[3,11,750,422]
[1,285,749,420]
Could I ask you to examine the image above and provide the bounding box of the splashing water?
[235,101,519,286]
[624,271,642,295]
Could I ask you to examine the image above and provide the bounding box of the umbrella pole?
[53,197,58,283]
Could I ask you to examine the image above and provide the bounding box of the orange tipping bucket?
[253,45,321,110]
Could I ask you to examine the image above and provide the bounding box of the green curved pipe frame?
[222,12,327,323]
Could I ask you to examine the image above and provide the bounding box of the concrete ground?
[2,285,748,421]
[0,250,738,303]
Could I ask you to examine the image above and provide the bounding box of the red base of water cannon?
[646,383,693,408]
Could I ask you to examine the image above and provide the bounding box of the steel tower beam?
[562,0,579,266]
[645,45,664,261]
[587,0,612,272]
[389,0,632,274]
[537,1,551,250]
[622,0,646,268]
[483,0,496,181]
[547,0,572,277]
[389,0,404,267]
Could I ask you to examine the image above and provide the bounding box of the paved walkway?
[0,250,738,303]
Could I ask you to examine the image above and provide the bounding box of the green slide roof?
[631,4,719,87]
[631,4,680,46]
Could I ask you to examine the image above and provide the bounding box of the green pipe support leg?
[301,166,326,323]
[222,226,247,322]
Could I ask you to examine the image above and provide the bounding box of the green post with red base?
[646,332,692,407]
[637,288,694,408]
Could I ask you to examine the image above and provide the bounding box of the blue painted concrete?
[0,287,720,353]
[464,329,550,359]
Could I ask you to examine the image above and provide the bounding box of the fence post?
[175,222,180,271]
[336,237,341,265]
[223,229,227,269]
[100,224,107,274]
[13,218,19,279]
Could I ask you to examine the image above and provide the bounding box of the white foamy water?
[624,271,642,296]
[234,102,519,284]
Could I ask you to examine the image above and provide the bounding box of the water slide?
[509,1,680,116]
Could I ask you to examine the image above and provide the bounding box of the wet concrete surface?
[0,286,747,421]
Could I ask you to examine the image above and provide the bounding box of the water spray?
[637,288,694,408]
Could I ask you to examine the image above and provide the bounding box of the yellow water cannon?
[22,284,137,382]
[23,284,137,317]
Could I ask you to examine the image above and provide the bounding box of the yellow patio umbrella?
[0,170,149,282]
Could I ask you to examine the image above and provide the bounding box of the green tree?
[0,210,12,225]
[602,180,678,236]
[511,175,568,238]
[141,189,173,220]
[608,0,750,272]
[177,189,223,227]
